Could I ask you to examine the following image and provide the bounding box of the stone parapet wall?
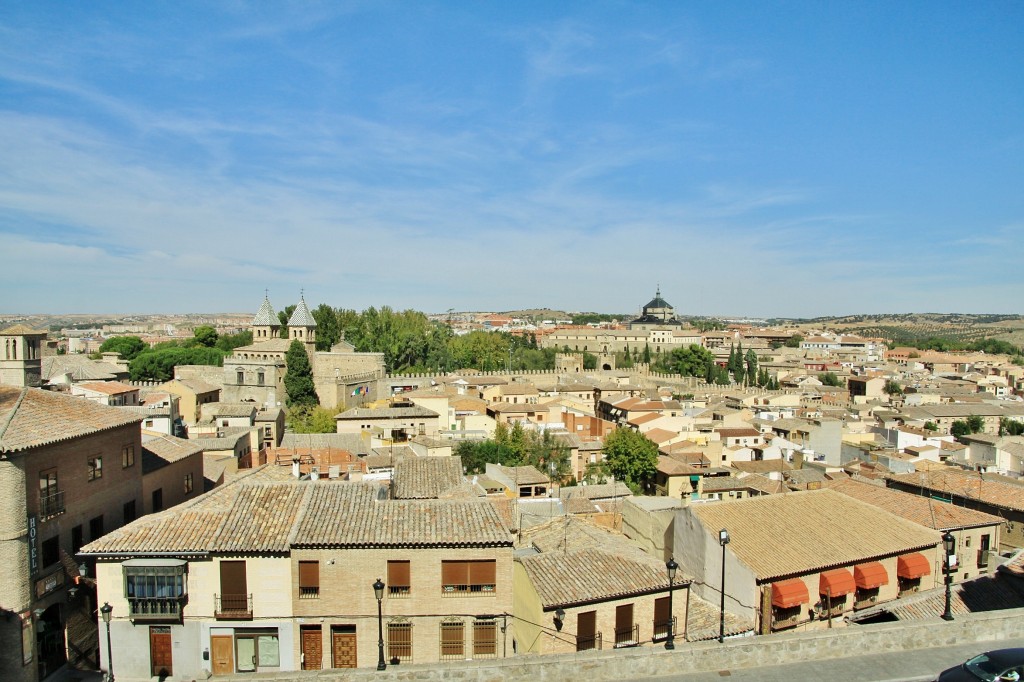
[215,608,1024,681]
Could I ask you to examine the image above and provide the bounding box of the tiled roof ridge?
[285,484,317,547]
[0,387,28,445]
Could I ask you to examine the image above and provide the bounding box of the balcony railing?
[614,623,639,648]
[215,593,252,620]
[128,597,184,622]
[653,616,677,642]
[39,490,65,519]
[576,632,602,652]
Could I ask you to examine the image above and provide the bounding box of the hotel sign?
[27,515,38,578]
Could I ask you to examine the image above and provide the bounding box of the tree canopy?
[602,427,658,492]
[99,335,147,361]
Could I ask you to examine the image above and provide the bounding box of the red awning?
[772,578,810,609]
[854,562,889,590]
[819,568,856,597]
[897,553,932,579]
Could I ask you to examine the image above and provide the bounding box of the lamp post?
[718,528,730,643]
[941,531,956,621]
[373,578,386,671]
[665,557,678,650]
[100,602,114,682]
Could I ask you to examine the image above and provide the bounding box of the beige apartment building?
[80,468,514,678]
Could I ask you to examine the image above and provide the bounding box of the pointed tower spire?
[251,293,279,341]
[287,293,317,347]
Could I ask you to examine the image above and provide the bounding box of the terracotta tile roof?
[729,459,793,474]
[492,464,549,486]
[887,469,1024,513]
[629,413,661,426]
[657,455,703,476]
[559,482,632,500]
[824,477,1004,531]
[336,405,439,420]
[142,435,204,473]
[76,381,137,395]
[42,356,122,381]
[213,483,310,552]
[82,471,512,555]
[689,489,941,581]
[294,484,510,547]
[643,428,678,445]
[0,386,142,453]
[392,456,465,499]
[519,547,679,608]
[716,428,761,438]
[0,324,47,335]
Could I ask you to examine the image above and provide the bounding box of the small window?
[298,561,319,598]
[387,621,412,663]
[388,560,411,597]
[122,445,135,468]
[41,535,60,568]
[237,371,244,384]
[88,456,103,481]
[145,420,154,428]
[123,500,137,524]
[441,560,496,595]
[473,619,497,658]
[89,515,104,541]
[439,621,465,660]
[257,372,264,385]
[71,525,84,556]
[184,473,194,494]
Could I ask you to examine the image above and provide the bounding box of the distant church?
[628,286,684,331]
[216,294,385,410]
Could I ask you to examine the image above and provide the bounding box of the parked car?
[937,649,1024,682]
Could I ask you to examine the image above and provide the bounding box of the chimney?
[292,458,300,479]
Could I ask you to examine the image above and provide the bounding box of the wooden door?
[576,610,596,651]
[150,627,172,678]
[331,630,357,668]
[301,626,322,670]
[220,561,248,613]
[210,635,234,675]
[654,596,671,640]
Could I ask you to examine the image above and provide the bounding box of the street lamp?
[941,531,956,621]
[718,528,730,643]
[665,557,678,650]
[100,602,114,682]
[373,578,386,671]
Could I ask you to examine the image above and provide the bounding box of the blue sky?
[1,2,1022,318]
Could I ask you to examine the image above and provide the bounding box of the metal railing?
[39,490,65,518]
[576,632,602,652]
[215,593,252,620]
[653,616,676,642]
[614,623,639,648]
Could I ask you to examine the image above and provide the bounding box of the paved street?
[638,637,1024,682]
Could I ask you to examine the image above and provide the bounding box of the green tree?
[666,344,714,377]
[99,336,146,361]
[642,343,651,364]
[966,415,985,434]
[819,372,842,387]
[284,340,318,407]
[191,325,219,348]
[215,330,253,353]
[602,427,659,492]
[999,418,1024,436]
[923,421,938,432]
[784,334,804,348]
[311,304,342,351]
[278,305,296,338]
[128,347,225,381]
[583,352,598,370]
[883,379,903,396]
[745,349,758,383]
[287,405,341,433]
[950,420,971,441]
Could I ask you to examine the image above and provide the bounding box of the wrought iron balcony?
[614,623,639,648]
[576,631,602,652]
[215,593,252,620]
[39,490,65,519]
[653,616,676,642]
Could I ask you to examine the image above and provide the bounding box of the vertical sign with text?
[28,515,38,578]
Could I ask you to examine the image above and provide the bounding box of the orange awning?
[897,553,931,579]
[854,562,889,590]
[771,578,810,609]
[819,568,856,597]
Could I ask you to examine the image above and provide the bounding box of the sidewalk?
[638,637,1024,682]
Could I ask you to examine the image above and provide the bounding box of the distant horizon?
[2,4,1022,316]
